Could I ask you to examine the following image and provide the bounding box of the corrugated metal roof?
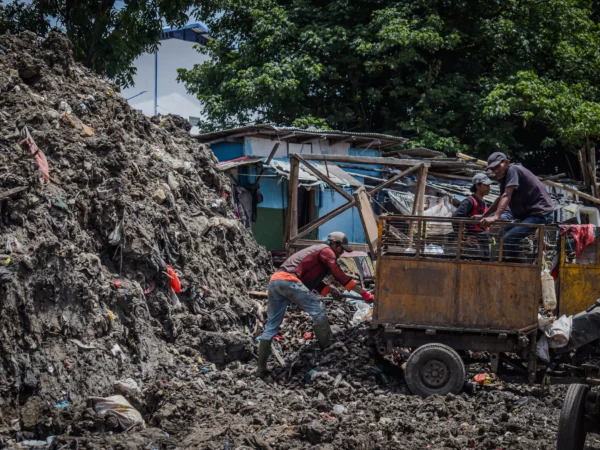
[162,23,208,34]
[195,124,408,149]
[215,156,264,172]
[268,160,362,187]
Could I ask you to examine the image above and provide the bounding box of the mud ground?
[0,31,593,449]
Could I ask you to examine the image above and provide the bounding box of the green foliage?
[179,0,600,158]
[0,0,195,87]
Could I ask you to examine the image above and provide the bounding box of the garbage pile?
[0,31,574,450]
[0,31,272,446]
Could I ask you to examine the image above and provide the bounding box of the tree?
[0,0,195,87]
[179,0,600,162]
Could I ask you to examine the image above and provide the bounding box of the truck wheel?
[557,384,589,450]
[405,343,466,397]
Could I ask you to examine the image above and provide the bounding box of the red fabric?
[277,244,353,292]
[270,271,302,283]
[560,224,595,258]
[166,265,181,293]
[20,136,50,181]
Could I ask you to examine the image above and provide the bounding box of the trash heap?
[0,31,573,450]
[0,31,272,446]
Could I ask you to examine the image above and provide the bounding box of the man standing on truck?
[481,152,554,259]
[256,232,375,377]
[452,173,494,258]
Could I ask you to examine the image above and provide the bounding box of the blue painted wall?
[346,148,382,179]
[210,142,244,162]
[316,188,365,244]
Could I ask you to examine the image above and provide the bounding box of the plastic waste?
[306,369,329,381]
[111,343,125,360]
[166,265,181,293]
[424,244,444,255]
[332,404,346,415]
[90,395,144,430]
[545,314,572,348]
[114,378,141,397]
[168,286,182,309]
[536,335,550,362]
[541,269,557,310]
[108,225,122,245]
[351,301,373,325]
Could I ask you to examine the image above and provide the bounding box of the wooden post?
[291,200,356,242]
[354,187,379,256]
[543,179,600,205]
[255,142,280,185]
[284,156,300,253]
[295,155,353,201]
[411,166,429,216]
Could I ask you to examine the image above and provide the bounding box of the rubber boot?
[256,339,272,377]
[313,318,332,349]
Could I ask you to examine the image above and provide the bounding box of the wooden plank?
[354,187,379,256]
[254,142,280,184]
[368,163,423,196]
[428,171,473,181]
[0,186,27,201]
[289,239,370,253]
[302,154,430,168]
[292,199,356,242]
[457,152,487,166]
[411,166,429,216]
[284,157,300,248]
[295,155,353,201]
[543,179,600,205]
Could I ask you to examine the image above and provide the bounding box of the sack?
[90,395,144,429]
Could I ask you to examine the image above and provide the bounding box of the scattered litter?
[69,339,97,350]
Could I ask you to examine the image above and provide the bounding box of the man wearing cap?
[256,232,375,377]
[481,152,554,259]
[452,173,494,257]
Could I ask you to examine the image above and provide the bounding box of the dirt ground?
[0,31,590,450]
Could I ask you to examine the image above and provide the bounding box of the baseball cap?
[472,173,493,186]
[327,231,354,252]
[487,152,507,169]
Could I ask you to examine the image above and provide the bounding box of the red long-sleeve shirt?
[271,244,356,295]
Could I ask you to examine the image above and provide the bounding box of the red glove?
[361,290,374,303]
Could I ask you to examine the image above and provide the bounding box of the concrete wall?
[121,39,210,134]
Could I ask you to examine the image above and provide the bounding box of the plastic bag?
[90,395,144,430]
[351,301,373,325]
[536,335,550,362]
[114,378,141,397]
[545,314,572,348]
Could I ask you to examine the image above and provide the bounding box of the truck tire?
[557,384,589,450]
[405,343,466,397]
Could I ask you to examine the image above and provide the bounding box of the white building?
[121,23,210,133]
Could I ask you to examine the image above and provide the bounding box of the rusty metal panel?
[456,264,538,330]
[375,257,457,326]
[559,266,600,317]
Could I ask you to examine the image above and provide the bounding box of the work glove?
[361,290,375,303]
[330,288,342,300]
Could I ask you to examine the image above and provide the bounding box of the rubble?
[0,31,577,449]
